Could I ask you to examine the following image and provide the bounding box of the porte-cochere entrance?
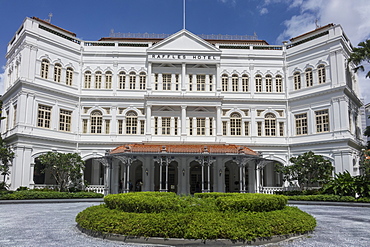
[88,143,283,195]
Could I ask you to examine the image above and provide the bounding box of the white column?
[158,117,162,135]
[205,75,210,92]
[256,167,261,193]
[205,117,210,136]
[216,64,221,91]
[171,74,175,91]
[147,62,152,90]
[111,107,117,135]
[170,117,175,135]
[158,74,163,91]
[216,106,222,136]
[146,104,152,135]
[192,117,197,136]
[126,163,131,192]
[181,106,187,136]
[181,63,186,91]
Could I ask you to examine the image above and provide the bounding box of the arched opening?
[262,161,283,187]
[190,161,202,194]
[189,160,213,194]
[132,160,143,192]
[33,157,57,186]
[153,160,178,192]
[84,158,104,186]
[225,160,240,192]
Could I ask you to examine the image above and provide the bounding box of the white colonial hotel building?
[1,17,363,194]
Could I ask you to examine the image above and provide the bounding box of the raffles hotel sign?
[148,54,220,62]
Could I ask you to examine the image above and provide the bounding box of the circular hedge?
[76,192,316,242]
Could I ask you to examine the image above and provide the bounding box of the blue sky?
[0,0,369,101]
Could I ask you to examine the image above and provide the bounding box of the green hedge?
[104,192,182,213]
[194,192,241,199]
[288,195,356,202]
[76,204,315,241]
[0,190,103,200]
[215,193,287,212]
[287,194,370,202]
[104,192,287,213]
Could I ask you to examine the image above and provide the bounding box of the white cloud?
[218,0,236,6]
[266,0,370,104]
[260,8,269,15]
[274,0,370,45]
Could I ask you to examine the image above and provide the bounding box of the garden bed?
[0,190,103,200]
[76,192,316,245]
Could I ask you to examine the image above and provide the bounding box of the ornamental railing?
[260,186,284,194]
[85,185,105,194]
[109,31,258,41]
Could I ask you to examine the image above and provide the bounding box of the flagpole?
[183,0,186,29]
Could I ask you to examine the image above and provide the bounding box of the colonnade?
[95,152,273,195]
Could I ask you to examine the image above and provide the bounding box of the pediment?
[158,106,175,112]
[148,29,220,53]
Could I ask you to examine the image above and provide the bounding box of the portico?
[94,143,279,195]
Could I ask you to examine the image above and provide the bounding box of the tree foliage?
[361,150,370,178]
[348,39,370,78]
[37,152,85,192]
[276,151,333,190]
[322,171,370,198]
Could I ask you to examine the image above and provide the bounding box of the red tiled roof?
[32,17,77,37]
[290,23,334,42]
[110,143,258,156]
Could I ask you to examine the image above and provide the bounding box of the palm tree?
[348,39,370,78]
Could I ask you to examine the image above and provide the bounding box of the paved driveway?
[0,202,369,246]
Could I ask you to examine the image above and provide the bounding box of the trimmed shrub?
[0,190,103,200]
[215,193,287,212]
[76,204,316,241]
[194,192,240,199]
[288,194,356,202]
[104,192,182,213]
[275,189,322,196]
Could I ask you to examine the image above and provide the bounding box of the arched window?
[305,68,313,87]
[265,74,272,92]
[232,74,238,92]
[230,112,241,136]
[265,113,276,136]
[139,72,146,90]
[318,64,326,84]
[41,59,49,79]
[293,72,301,90]
[95,71,102,89]
[126,111,138,134]
[54,63,62,82]
[242,74,249,92]
[275,75,282,92]
[255,74,262,92]
[90,110,102,134]
[84,71,91,88]
[105,71,112,89]
[66,67,73,86]
[119,71,126,89]
[222,74,228,91]
[129,72,136,89]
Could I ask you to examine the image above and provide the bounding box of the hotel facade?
[1,17,363,194]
